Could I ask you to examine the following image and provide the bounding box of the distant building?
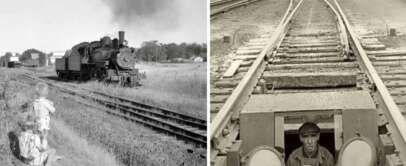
[50,52,65,64]
[193,56,204,63]
[10,56,19,62]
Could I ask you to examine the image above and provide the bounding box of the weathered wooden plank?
[211,88,234,95]
[286,32,337,37]
[286,47,338,53]
[385,80,406,88]
[249,38,268,43]
[211,103,224,113]
[238,46,264,50]
[280,42,338,48]
[389,87,406,95]
[211,95,229,103]
[262,72,357,88]
[233,55,257,60]
[367,49,406,56]
[283,40,339,45]
[372,61,403,67]
[215,80,239,88]
[373,56,406,62]
[378,70,406,75]
[245,42,267,46]
[393,95,406,105]
[240,60,253,67]
[381,75,406,81]
[270,57,345,64]
[267,62,358,70]
[223,60,242,78]
[236,49,260,55]
[276,52,339,58]
[363,44,386,50]
[237,67,249,73]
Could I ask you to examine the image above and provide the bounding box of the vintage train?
[55,31,143,87]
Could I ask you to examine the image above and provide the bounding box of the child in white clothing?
[33,83,55,141]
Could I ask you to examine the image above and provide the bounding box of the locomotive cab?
[224,90,384,166]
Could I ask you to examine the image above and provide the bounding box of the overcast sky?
[0,0,207,54]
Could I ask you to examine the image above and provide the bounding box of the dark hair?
[298,122,320,135]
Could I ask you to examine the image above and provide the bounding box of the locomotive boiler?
[55,31,143,87]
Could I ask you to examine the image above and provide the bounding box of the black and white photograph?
[210,0,406,165]
[0,0,207,165]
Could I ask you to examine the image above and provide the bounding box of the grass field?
[33,62,207,119]
[81,62,207,119]
[0,64,207,166]
[0,69,120,166]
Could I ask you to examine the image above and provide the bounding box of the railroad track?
[210,0,406,165]
[19,73,207,147]
[210,0,262,19]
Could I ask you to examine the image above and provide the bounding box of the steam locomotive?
[55,31,143,87]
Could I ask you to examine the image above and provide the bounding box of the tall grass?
[81,63,207,119]
[1,68,206,166]
[0,69,121,166]
[52,90,206,166]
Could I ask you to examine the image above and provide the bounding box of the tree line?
[1,41,207,65]
[0,49,49,67]
[135,41,207,62]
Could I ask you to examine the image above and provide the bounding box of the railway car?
[55,31,143,87]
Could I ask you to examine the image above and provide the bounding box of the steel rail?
[210,0,304,140]
[87,89,206,126]
[211,0,242,7]
[332,0,406,161]
[20,74,207,147]
[210,0,262,18]
[22,73,206,127]
[322,0,349,58]
[25,74,206,129]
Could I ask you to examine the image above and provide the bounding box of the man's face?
[300,132,320,153]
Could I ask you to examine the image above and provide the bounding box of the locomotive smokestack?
[119,31,125,46]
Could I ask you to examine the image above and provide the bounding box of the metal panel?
[275,116,285,150]
[342,109,379,146]
[240,111,275,156]
[227,140,242,166]
[334,114,343,153]
[55,58,66,71]
[68,52,81,71]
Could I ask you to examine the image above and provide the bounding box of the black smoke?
[101,0,181,31]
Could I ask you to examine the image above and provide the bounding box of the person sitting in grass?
[32,82,56,142]
[18,115,60,166]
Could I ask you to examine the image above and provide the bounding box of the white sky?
[0,0,207,54]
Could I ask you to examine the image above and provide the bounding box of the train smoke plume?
[101,0,180,31]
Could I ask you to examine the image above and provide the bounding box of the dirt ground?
[339,0,406,49]
[210,0,290,83]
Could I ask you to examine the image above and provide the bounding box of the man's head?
[299,122,320,154]
[35,82,48,98]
